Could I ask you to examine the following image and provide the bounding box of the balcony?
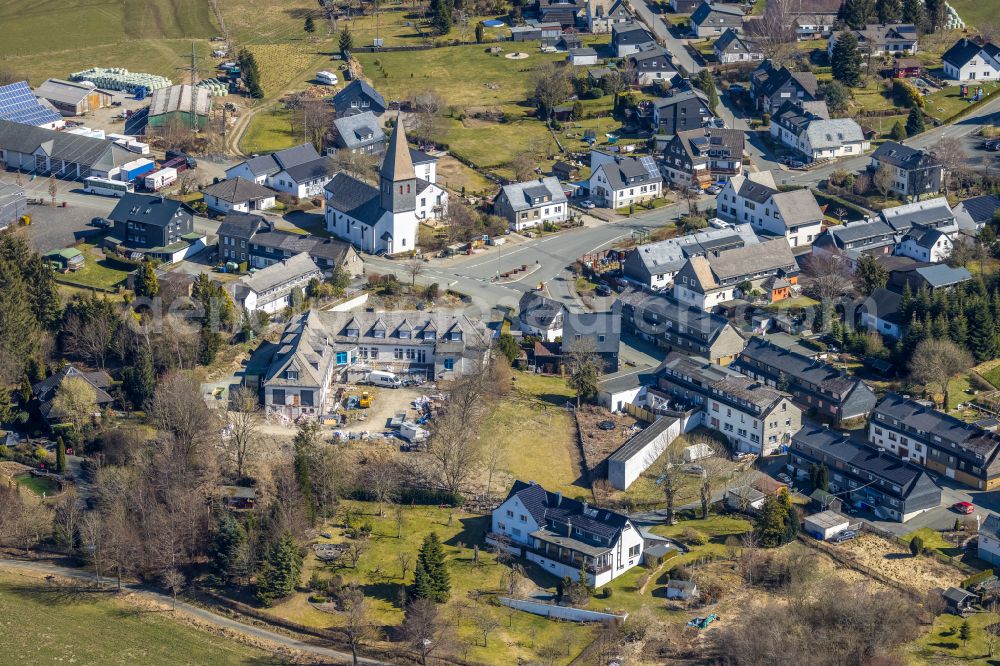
[486,532,612,574]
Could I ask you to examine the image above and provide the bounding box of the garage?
[804,510,851,541]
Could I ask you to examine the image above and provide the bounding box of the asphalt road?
[0,559,386,665]
[627,0,700,75]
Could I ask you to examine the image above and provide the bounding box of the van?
[317,71,339,85]
[367,371,401,388]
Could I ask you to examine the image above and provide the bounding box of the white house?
[325,117,447,255]
[231,252,323,314]
[942,38,1000,82]
[225,143,338,199]
[201,177,277,214]
[980,514,1000,566]
[715,171,824,247]
[588,151,662,209]
[770,101,869,163]
[494,177,568,231]
[895,226,952,263]
[488,481,645,587]
[518,290,565,341]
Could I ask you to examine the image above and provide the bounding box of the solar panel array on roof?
[639,155,659,178]
[0,81,63,127]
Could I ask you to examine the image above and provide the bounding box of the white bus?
[84,176,134,197]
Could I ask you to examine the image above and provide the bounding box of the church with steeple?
[324,114,448,255]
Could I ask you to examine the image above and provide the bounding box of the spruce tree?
[416,533,450,602]
[877,0,901,22]
[840,0,875,28]
[755,493,788,547]
[950,311,968,348]
[0,385,13,425]
[136,260,159,298]
[889,120,908,141]
[123,345,156,409]
[816,465,829,492]
[256,533,302,606]
[412,561,435,600]
[924,0,946,32]
[901,0,924,27]
[905,106,925,136]
[210,513,250,585]
[475,22,485,43]
[831,32,863,87]
[56,436,66,473]
[0,257,40,376]
[339,26,353,55]
[969,301,998,362]
[304,15,315,33]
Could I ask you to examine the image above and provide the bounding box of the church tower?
[379,114,417,214]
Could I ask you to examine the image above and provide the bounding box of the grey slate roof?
[518,290,565,329]
[237,143,321,178]
[873,392,1000,460]
[983,514,1000,540]
[792,424,930,489]
[752,62,819,100]
[109,193,189,228]
[332,80,387,115]
[284,157,339,183]
[871,141,940,170]
[707,237,796,281]
[627,223,758,277]
[33,365,114,419]
[734,336,869,399]
[913,264,971,289]
[217,213,265,239]
[954,195,1000,226]
[770,188,824,228]
[691,0,744,26]
[804,118,866,150]
[238,252,321,295]
[943,38,1000,68]
[715,28,759,55]
[333,111,385,149]
[570,47,599,57]
[613,23,655,46]
[500,176,567,212]
[595,154,661,189]
[324,172,381,225]
[616,287,737,345]
[561,310,621,355]
[0,118,132,171]
[505,480,630,541]
[861,287,904,326]
[202,177,276,204]
[879,197,955,232]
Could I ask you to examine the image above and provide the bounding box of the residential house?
[867,141,943,201]
[332,80,388,117]
[225,143,338,199]
[217,213,363,275]
[672,238,799,309]
[812,218,897,266]
[770,100,869,162]
[260,310,492,418]
[510,22,564,45]
[828,23,918,58]
[732,336,878,424]
[714,28,763,64]
[107,193,196,254]
[538,0,585,28]
[33,78,114,117]
[0,81,64,129]
[568,48,600,66]
[870,392,1000,490]
[201,177,277,214]
[629,45,678,86]
[561,310,621,372]
[622,223,759,288]
[652,89,714,137]
[0,118,133,180]
[612,23,656,57]
[552,160,580,180]
[325,118,447,254]
[32,365,113,425]
[750,61,819,114]
[616,288,747,364]
[495,177,568,231]
[690,1,745,38]
[953,194,1000,232]
[586,0,632,33]
[332,112,386,155]
[789,425,941,522]
[716,171,824,247]
[488,480,645,587]
[858,287,905,339]
[588,151,662,209]
[518,290,565,342]
[656,352,802,455]
[979,514,1000,566]
[879,197,957,236]
[0,180,26,230]
[663,127,745,189]
[788,0,844,39]
[942,38,1000,81]
[231,252,323,314]
[895,226,952,263]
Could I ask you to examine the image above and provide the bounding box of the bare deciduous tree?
[473,609,502,647]
[873,163,895,202]
[341,587,379,666]
[909,338,973,408]
[225,386,261,478]
[397,551,413,581]
[163,568,185,609]
[405,257,425,285]
[402,598,451,666]
[744,0,796,63]
[646,440,683,525]
[362,447,399,517]
[531,63,572,120]
[930,137,967,196]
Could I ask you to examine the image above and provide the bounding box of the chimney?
[565,517,572,537]
[555,490,562,506]
[582,500,588,513]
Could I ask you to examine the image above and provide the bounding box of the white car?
[580,199,596,209]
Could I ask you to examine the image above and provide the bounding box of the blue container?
[134,86,148,101]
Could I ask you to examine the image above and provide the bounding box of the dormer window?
[346,327,359,337]
[423,330,436,339]
[450,331,463,341]
[399,330,411,339]
[286,369,298,380]
[373,329,385,338]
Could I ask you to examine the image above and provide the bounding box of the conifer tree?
[832,32,863,87]
[56,436,66,473]
[256,533,302,606]
[905,106,925,136]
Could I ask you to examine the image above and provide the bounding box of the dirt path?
[0,559,387,665]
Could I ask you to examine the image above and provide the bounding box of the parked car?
[712,118,726,128]
[789,160,805,169]
[832,530,858,543]
[953,501,975,514]
[776,472,792,484]
[91,216,111,228]
[580,199,596,209]
[706,184,722,195]
[596,284,612,297]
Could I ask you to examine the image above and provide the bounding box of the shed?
[803,510,850,540]
[725,485,766,513]
[45,247,85,271]
[808,488,842,514]
[643,542,678,567]
[665,579,698,600]
[942,587,978,614]
[682,442,714,463]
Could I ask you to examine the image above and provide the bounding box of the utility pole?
[190,42,197,130]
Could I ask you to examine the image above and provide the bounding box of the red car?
[953,501,975,514]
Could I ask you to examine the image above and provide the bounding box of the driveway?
[626,0,701,75]
[0,559,387,665]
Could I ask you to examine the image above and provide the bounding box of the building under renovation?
[147,84,212,131]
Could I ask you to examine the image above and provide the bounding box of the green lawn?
[54,244,131,291]
[280,501,595,665]
[925,83,1000,123]
[908,613,1000,664]
[947,0,993,30]
[979,361,1000,389]
[482,372,588,499]
[0,571,270,664]
[15,474,59,497]
[240,108,297,154]
[651,515,753,566]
